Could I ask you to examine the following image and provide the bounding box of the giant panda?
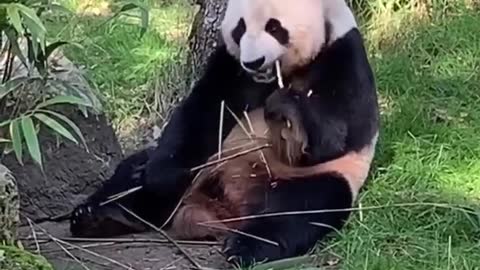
[70,0,379,266]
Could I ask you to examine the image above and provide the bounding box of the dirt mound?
[3,110,123,223]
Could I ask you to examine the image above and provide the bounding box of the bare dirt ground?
[19,221,231,270]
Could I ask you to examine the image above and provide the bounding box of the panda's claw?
[223,233,277,267]
[70,202,102,237]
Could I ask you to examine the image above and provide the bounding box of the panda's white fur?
[219,0,375,201]
[221,0,358,76]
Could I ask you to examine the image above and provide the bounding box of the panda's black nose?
[242,57,265,71]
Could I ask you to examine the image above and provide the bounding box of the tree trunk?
[187,0,227,80]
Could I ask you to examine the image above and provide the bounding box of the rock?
[1,40,124,223]
[0,164,19,244]
[2,109,124,223]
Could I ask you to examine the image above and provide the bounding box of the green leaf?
[23,16,44,56]
[59,81,102,112]
[117,2,149,38]
[119,3,139,13]
[16,3,46,53]
[44,41,68,60]
[0,84,14,100]
[20,116,42,168]
[6,4,23,35]
[9,119,23,165]
[34,113,79,144]
[15,4,47,33]
[0,119,11,128]
[35,95,93,110]
[138,6,149,37]
[38,109,89,152]
[4,27,28,68]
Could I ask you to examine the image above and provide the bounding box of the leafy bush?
[0,245,54,270]
[0,0,100,169]
[0,0,148,169]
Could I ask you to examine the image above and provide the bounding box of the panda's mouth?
[250,66,276,84]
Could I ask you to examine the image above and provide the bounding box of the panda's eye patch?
[232,18,246,45]
[265,18,289,45]
[265,18,281,33]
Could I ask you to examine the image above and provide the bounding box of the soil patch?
[19,221,230,270]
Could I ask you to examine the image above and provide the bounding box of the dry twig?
[243,111,272,179]
[197,223,279,246]
[191,144,270,172]
[100,186,143,206]
[218,100,225,160]
[26,218,40,254]
[117,203,204,270]
[23,216,127,270]
[198,202,474,225]
[55,237,220,246]
[275,60,284,88]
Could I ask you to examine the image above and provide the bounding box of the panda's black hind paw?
[223,232,283,267]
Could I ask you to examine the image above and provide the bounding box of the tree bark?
[187,0,227,80]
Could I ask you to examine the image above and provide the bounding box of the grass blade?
[9,119,23,165]
[20,116,42,168]
[34,113,78,144]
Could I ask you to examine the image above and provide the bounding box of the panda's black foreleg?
[223,173,353,267]
[70,147,174,237]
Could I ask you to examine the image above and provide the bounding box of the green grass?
[323,2,480,269]
[44,0,480,269]
[44,0,193,131]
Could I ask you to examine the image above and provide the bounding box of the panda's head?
[221,0,357,82]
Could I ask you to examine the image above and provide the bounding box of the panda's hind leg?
[223,173,353,266]
[170,203,226,240]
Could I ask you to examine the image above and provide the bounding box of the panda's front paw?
[223,232,282,267]
[264,88,301,125]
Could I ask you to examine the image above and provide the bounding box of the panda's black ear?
[232,18,246,45]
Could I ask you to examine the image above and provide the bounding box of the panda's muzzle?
[241,57,276,83]
[242,57,265,71]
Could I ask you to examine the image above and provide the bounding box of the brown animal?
[169,105,376,240]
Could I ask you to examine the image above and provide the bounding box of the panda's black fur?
[70,0,379,266]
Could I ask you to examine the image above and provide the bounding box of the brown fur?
[168,107,376,240]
